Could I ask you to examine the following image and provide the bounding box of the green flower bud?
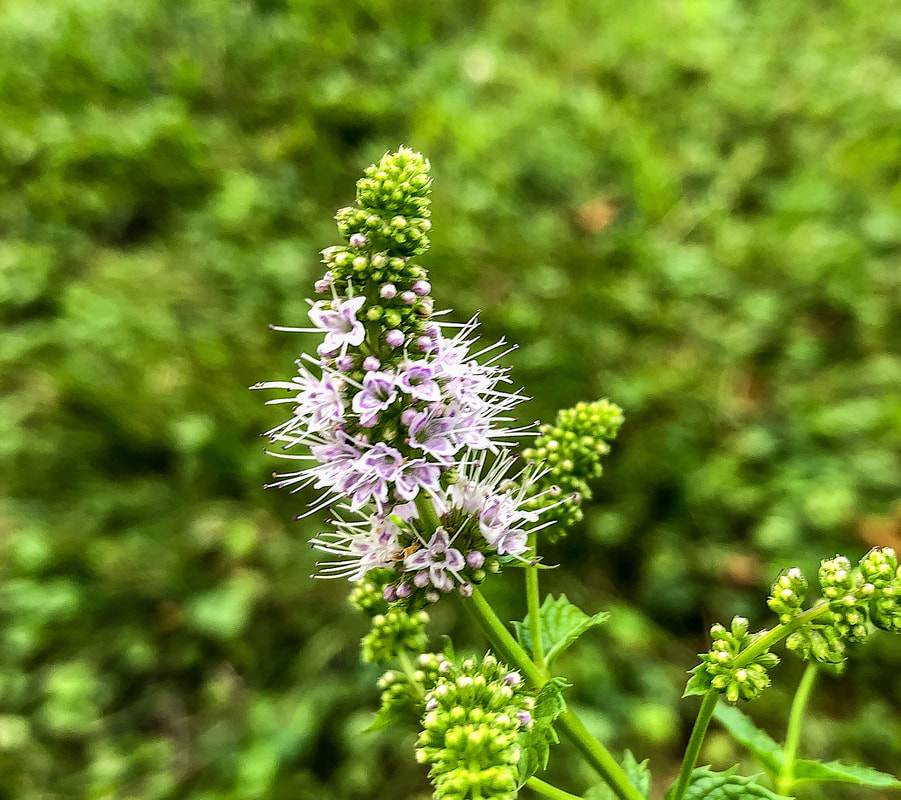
[416,653,535,800]
[361,607,429,666]
[767,567,808,624]
[690,616,779,703]
[521,399,624,540]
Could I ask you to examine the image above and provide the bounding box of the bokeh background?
[2,0,901,798]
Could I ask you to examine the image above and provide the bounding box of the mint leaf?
[584,750,650,799]
[517,677,570,786]
[665,768,791,800]
[791,759,901,789]
[682,665,713,698]
[713,703,784,776]
[514,595,609,664]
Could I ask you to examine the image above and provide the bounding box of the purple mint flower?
[358,443,404,481]
[407,409,460,463]
[415,335,434,353]
[404,528,465,592]
[363,356,380,372]
[297,376,345,432]
[517,711,532,727]
[308,295,366,351]
[385,329,404,347]
[398,361,442,403]
[394,458,441,501]
[492,526,528,557]
[412,279,431,296]
[335,355,354,372]
[466,550,485,569]
[345,443,403,510]
[349,233,368,247]
[352,371,398,426]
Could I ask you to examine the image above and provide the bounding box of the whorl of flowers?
[416,654,535,800]
[690,616,779,703]
[521,399,623,538]
[362,607,431,666]
[254,148,558,604]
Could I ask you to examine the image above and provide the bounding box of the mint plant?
[256,149,901,800]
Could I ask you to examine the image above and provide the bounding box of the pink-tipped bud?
[314,279,330,293]
[401,408,417,425]
[414,571,430,588]
[363,356,380,371]
[380,283,397,299]
[412,279,431,296]
[349,233,368,248]
[335,355,354,371]
[415,335,433,352]
[466,551,485,569]
[396,583,412,599]
[386,329,404,347]
[458,582,473,597]
[504,671,522,687]
[383,585,397,602]
[401,291,416,306]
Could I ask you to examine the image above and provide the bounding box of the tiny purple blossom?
[385,329,404,347]
[404,528,465,591]
[466,550,485,569]
[349,233,368,247]
[352,371,398,426]
[335,355,354,372]
[398,361,442,403]
[407,409,460,462]
[309,295,366,351]
[412,279,431,296]
[363,356,380,371]
[394,458,441,501]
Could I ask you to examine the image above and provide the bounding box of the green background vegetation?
[1,0,900,797]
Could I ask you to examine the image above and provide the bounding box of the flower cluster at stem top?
[255,148,569,606]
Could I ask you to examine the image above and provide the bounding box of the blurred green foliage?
[1,0,900,798]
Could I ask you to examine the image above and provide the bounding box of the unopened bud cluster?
[350,571,393,617]
[416,653,535,800]
[362,607,430,666]
[521,400,623,537]
[375,653,445,726]
[767,567,808,624]
[859,547,901,633]
[693,616,779,703]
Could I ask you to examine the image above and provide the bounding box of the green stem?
[526,777,583,800]
[777,663,818,796]
[526,530,547,675]
[414,493,442,533]
[462,588,644,800]
[556,709,645,800]
[671,691,719,800]
[464,586,546,687]
[734,603,829,668]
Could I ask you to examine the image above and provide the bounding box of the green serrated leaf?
[712,703,784,776]
[362,702,400,733]
[515,595,609,664]
[583,750,651,799]
[517,677,570,787]
[682,665,712,698]
[791,759,901,789]
[665,768,791,800]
